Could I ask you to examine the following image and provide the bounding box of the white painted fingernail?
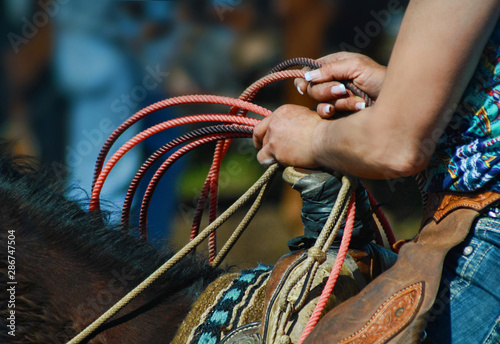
[331,84,347,96]
[304,69,321,82]
[261,158,277,167]
[355,102,366,110]
[324,104,333,115]
[297,85,304,95]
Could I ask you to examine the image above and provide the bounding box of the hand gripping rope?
[70,58,396,344]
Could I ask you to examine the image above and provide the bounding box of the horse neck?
[19,233,195,343]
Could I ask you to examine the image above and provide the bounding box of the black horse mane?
[0,142,223,301]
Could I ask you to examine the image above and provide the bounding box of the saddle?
[220,168,397,343]
[221,168,500,344]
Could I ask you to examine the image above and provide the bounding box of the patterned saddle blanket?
[172,265,272,344]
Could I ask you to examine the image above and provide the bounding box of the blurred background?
[0,0,421,267]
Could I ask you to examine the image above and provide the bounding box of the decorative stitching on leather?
[220,322,261,343]
[434,202,482,222]
[433,193,500,222]
[339,282,424,344]
[422,192,500,225]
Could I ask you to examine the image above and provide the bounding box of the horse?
[0,145,225,343]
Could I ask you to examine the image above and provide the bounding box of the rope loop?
[307,247,326,264]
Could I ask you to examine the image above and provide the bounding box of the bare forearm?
[311,107,414,179]
[312,0,500,179]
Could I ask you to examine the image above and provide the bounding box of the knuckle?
[278,104,294,113]
[352,57,363,69]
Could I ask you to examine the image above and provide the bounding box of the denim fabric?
[426,214,500,344]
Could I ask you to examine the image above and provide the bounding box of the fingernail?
[355,102,366,110]
[304,69,321,82]
[331,84,347,96]
[261,158,277,167]
[324,104,333,115]
[296,84,304,95]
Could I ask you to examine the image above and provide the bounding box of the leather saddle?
[221,168,397,343]
[221,168,500,343]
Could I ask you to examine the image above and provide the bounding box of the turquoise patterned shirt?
[424,20,500,193]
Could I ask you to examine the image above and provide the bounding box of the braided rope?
[270,177,354,341]
[267,57,322,74]
[138,133,252,236]
[199,69,310,258]
[207,141,224,262]
[229,70,306,116]
[190,171,212,240]
[77,56,400,344]
[203,69,311,258]
[90,113,260,211]
[91,95,271,191]
[316,176,355,251]
[210,177,271,267]
[121,124,253,230]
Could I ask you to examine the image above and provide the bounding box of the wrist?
[310,119,332,169]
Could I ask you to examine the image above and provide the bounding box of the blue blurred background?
[0,0,419,264]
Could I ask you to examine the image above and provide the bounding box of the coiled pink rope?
[89,56,396,276]
[90,95,270,200]
[120,124,253,236]
[83,57,401,344]
[189,70,306,261]
[90,112,260,211]
[138,132,252,236]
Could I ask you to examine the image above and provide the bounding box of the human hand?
[253,104,323,168]
[295,52,386,117]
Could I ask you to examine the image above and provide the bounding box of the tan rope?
[276,176,353,306]
[67,164,279,344]
[315,176,354,250]
[210,179,271,267]
[271,176,354,340]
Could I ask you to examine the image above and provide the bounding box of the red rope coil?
[138,132,252,239]
[120,124,253,231]
[91,95,271,192]
[90,57,395,269]
[90,112,260,211]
